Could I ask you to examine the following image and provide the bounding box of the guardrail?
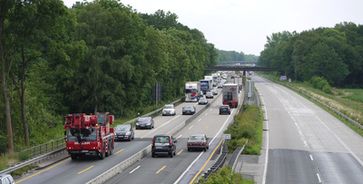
[86,93,221,184]
[227,140,248,171]
[202,140,228,180]
[0,97,184,175]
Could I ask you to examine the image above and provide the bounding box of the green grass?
[339,88,363,103]
[224,105,263,155]
[198,167,253,184]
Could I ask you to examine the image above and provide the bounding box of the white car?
[162,104,176,116]
[205,91,213,99]
[0,174,15,184]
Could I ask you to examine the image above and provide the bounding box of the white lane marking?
[173,152,204,184]
[174,108,236,184]
[315,116,363,167]
[141,115,180,138]
[166,121,184,135]
[261,95,269,184]
[316,173,322,183]
[303,140,308,147]
[309,154,314,161]
[188,125,194,130]
[197,118,202,122]
[204,113,208,116]
[129,165,141,174]
[176,134,182,139]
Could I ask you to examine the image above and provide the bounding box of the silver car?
[0,174,15,184]
[162,104,176,116]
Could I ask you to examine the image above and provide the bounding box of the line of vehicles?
[62,72,240,161]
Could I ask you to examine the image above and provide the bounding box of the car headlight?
[146,122,151,125]
[126,132,131,136]
[136,123,139,125]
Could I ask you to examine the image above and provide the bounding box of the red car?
[187,134,209,151]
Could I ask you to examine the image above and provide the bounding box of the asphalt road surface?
[16,96,213,184]
[254,76,363,184]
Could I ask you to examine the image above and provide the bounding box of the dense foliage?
[259,22,363,87]
[0,0,217,153]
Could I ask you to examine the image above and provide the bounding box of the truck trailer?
[222,83,238,108]
[185,81,200,102]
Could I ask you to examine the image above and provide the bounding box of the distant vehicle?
[182,105,196,115]
[136,117,154,129]
[280,75,287,81]
[0,174,15,184]
[185,81,200,102]
[204,75,214,88]
[206,91,213,99]
[151,135,177,157]
[212,88,218,95]
[200,79,212,94]
[115,124,134,141]
[198,96,208,105]
[187,134,209,151]
[162,104,176,116]
[222,83,238,108]
[219,105,231,115]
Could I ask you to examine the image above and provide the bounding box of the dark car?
[151,135,177,157]
[219,105,231,115]
[187,134,209,151]
[115,124,134,141]
[135,117,154,129]
[182,105,196,115]
[198,96,208,105]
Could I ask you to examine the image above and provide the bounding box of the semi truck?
[185,81,200,102]
[64,112,115,160]
[222,83,238,108]
[200,79,212,94]
[204,75,214,88]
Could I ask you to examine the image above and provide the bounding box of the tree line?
[0,0,217,154]
[217,50,258,63]
[259,22,363,87]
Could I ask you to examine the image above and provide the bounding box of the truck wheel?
[99,150,105,160]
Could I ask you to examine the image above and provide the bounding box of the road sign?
[224,134,231,140]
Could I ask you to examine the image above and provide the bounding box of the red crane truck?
[64,112,115,160]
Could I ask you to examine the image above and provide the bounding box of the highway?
[254,76,363,184]
[105,91,238,184]
[16,98,212,184]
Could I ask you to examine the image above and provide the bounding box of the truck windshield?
[224,92,233,100]
[67,128,97,141]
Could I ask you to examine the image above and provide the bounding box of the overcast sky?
[63,0,363,55]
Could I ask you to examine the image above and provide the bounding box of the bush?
[199,167,253,184]
[310,76,332,94]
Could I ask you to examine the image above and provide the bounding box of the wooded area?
[0,0,217,154]
[259,22,363,87]
[217,50,259,63]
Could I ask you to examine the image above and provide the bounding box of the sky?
[63,0,363,55]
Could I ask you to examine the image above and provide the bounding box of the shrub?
[310,76,332,94]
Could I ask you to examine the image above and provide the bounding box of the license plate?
[156,146,163,149]
[81,150,89,153]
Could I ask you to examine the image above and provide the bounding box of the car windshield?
[184,106,193,110]
[137,117,150,123]
[155,136,170,143]
[116,125,129,131]
[67,128,97,141]
[164,105,173,109]
[189,135,205,141]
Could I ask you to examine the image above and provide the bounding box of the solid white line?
[316,173,322,183]
[173,152,204,184]
[309,154,314,161]
[315,116,363,167]
[177,134,182,139]
[262,97,269,184]
[129,165,140,174]
[174,108,236,184]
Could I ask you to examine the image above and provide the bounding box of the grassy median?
[224,105,263,155]
[199,167,253,184]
